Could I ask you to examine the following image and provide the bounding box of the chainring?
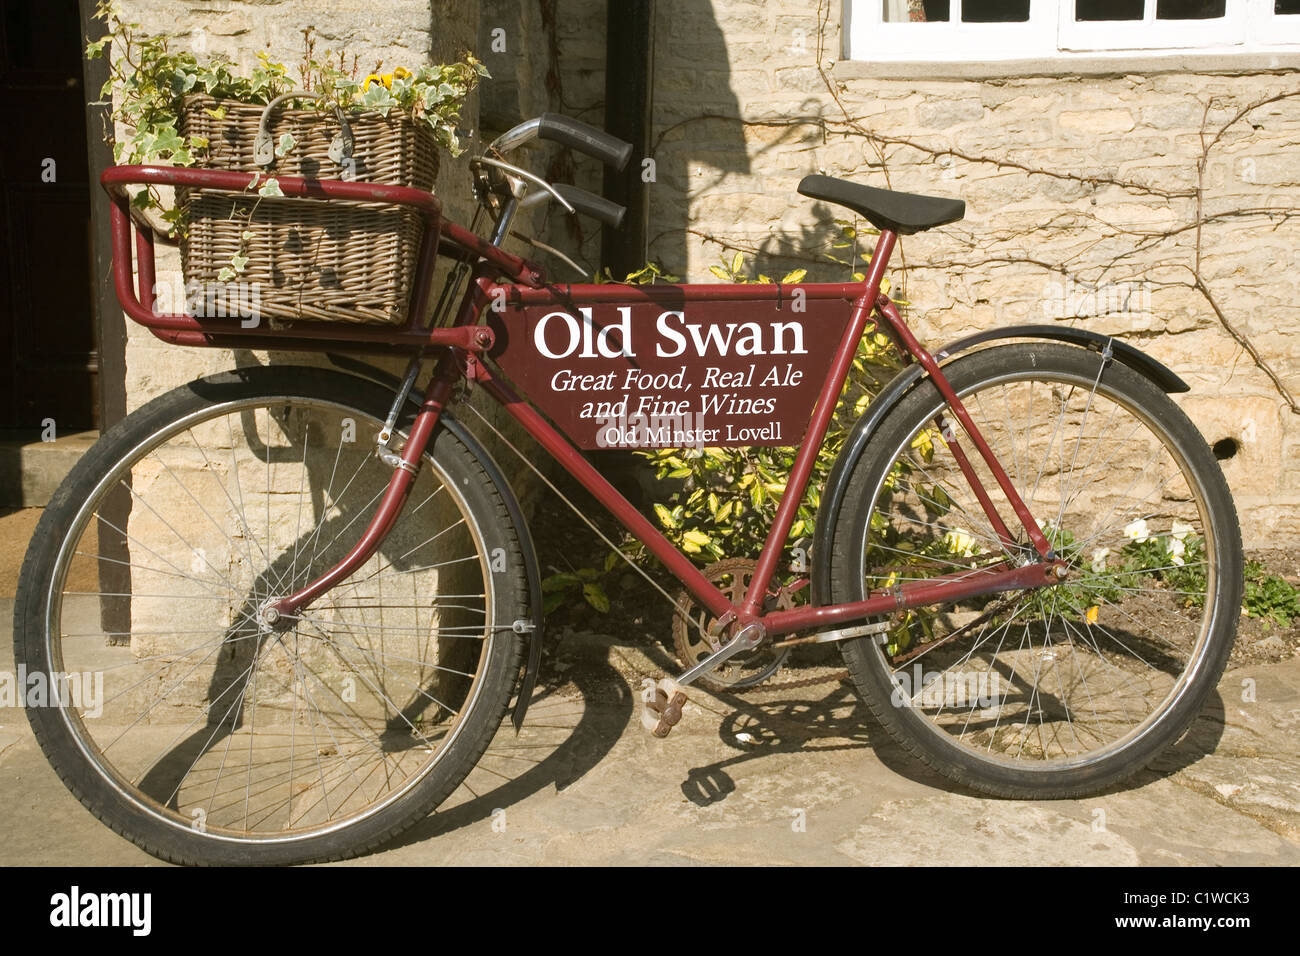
[671,558,794,692]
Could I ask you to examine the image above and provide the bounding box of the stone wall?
[108,1,1300,544]
[485,0,1300,546]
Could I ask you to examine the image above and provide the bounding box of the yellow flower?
[942,528,977,557]
[361,67,410,91]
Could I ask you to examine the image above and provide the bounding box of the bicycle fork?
[266,351,458,623]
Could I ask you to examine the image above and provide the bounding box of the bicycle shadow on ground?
[678,675,980,806]
[381,646,634,850]
[1130,689,1227,789]
[677,674,1228,806]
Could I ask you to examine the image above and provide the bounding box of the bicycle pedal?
[639,678,689,739]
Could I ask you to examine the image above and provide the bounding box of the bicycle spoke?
[39,393,507,847]
[857,356,1224,769]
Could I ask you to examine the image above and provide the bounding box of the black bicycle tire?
[828,343,1243,798]
[14,366,527,865]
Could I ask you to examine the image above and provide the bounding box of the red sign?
[486,284,856,449]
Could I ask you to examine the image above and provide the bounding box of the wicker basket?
[177,93,438,325]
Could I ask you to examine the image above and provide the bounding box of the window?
[845,0,1300,61]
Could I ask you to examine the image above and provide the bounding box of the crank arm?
[673,623,764,688]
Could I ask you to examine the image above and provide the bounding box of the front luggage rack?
[102,164,543,355]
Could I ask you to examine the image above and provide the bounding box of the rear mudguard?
[809,326,1190,607]
[325,355,544,730]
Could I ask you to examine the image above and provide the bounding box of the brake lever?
[508,231,590,279]
[468,157,575,214]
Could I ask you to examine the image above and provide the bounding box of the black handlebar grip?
[536,113,634,171]
[553,184,627,229]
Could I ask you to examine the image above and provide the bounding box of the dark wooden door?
[0,0,97,429]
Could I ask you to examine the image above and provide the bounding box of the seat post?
[862,229,897,302]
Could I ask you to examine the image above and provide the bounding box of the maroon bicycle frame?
[103,165,1059,643]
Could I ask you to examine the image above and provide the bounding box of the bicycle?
[14,113,1243,865]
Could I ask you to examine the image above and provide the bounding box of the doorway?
[0,0,97,430]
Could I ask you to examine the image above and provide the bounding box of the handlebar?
[553,184,626,228]
[537,113,633,170]
[522,182,626,229]
[492,113,633,171]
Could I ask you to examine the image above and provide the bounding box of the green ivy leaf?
[360,82,397,115]
[581,582,610,613]
[151,124,185,154]
[542,572,581,593]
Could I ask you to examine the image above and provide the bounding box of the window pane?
[1075,0,1144,21]
[1276,0,1300,13]
[920,0,950,20]
[883,0,948,22]
[1156,0,1226,18]
[963,0,1030,22]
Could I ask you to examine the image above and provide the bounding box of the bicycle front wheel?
[14,365,526,864]
[829,343,1242,797]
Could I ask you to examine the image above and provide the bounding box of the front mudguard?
[809,325,1190,607]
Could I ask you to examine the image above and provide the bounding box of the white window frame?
[844,0,1300,62]
[1060,0,1243,52]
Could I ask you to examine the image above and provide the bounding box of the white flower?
[1124,518,1150,543]
[1091,547,1111,573]
[1166,535,1186,567]
[1171,519,1195,542]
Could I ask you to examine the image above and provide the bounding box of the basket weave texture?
[177,94,438,325]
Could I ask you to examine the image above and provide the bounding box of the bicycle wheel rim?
[851,360,1228,772]
[39,394,501,846]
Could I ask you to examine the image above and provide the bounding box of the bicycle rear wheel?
[829,343,1242,797]
[14,365,526,864]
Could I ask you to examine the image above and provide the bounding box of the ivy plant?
[87,0,486,229]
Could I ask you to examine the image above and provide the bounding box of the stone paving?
[1,620,1297,866]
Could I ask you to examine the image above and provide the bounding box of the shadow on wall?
[644,2,855,284]
[476,0,841,283]
[643,0,749,277]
